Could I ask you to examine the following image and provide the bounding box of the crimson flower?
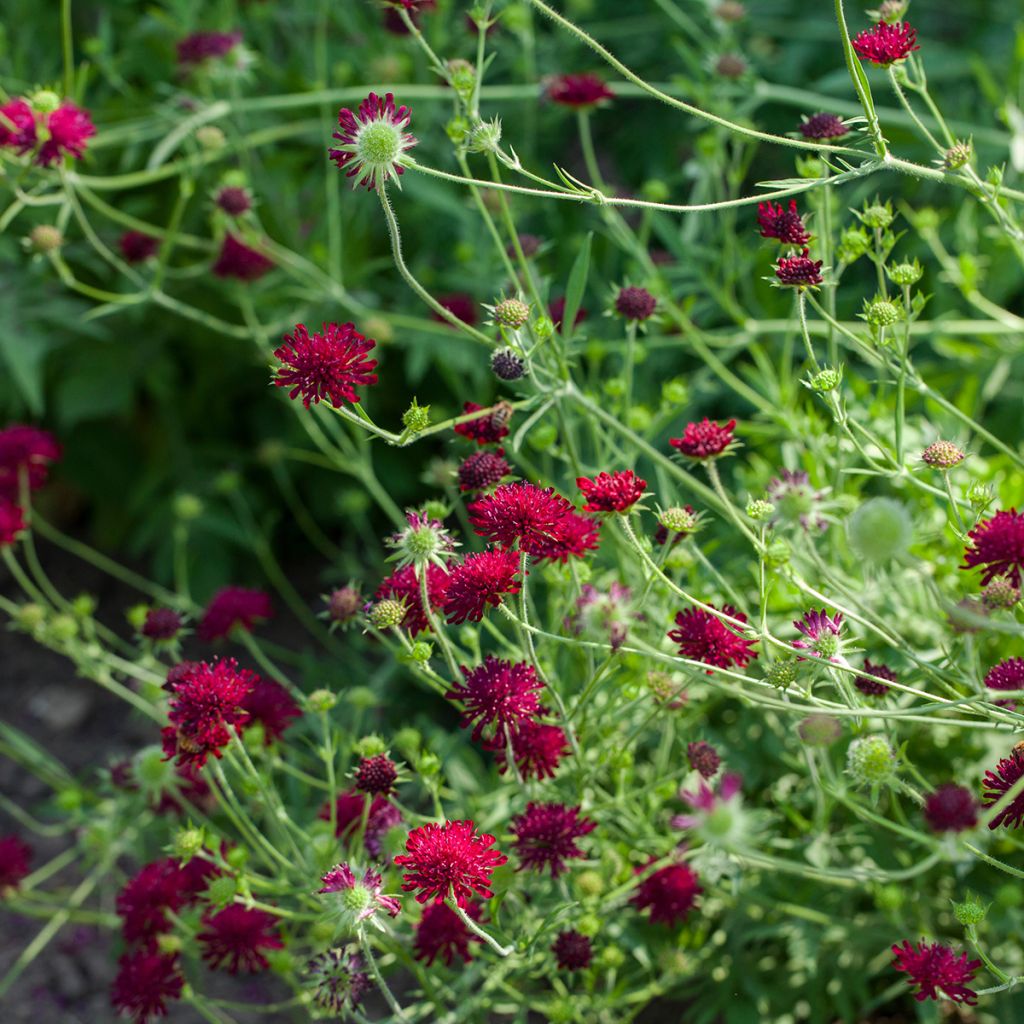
[355,754,399,796]
[116,859,185,943]
[119,231,159,264]
[216,185,251,216]
[446,656,544,743]
[984,657,1024,693]
[433,293,478,326]
[549,296,588,331]
[36,103,95,165]
[981,749,1024,829]
[0,423,62,498]
[923,784,978,833]
[330,91,417,189]
[454,401,512,445]
[577,470,646,513]
[757,200,811,246]
[0,835,32,893]
[631,861,701,927]
[798,112,849,141]
[774,248,823,288]
[319,789,402,856]
[241,679,301,742]
[414,899,481,965]
[614,286,656,322]
[529,511,600,563]
[198,906,283,973]
[198,586,273,642]
[394,820,508,905]
[213,234,274,280]
[273,322,378,408]
[444,548,523,624]
[552,930,593,970]
[375,562,450,635]
[668,604,758,670]
[458,450,511,492]
[687,740,721,780]
[0,499,25,546]
[0,99,37,153]
[161,658,254,768]
[546,73,614,108]
[111,949,184,1024]
[510,802,595,877]
[855,659,896,697]
[962,509,1024,587]
[891,940,980,1004]
[469,482,576,555]
[317,863,401,921]
[177,31,242,64]
[669,418,737,460]
[853,22,920,66]
[490,716,570,780]
[792,608,846,663]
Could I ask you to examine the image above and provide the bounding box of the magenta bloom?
[433,293,478,327]
[962,509,1024,587]
[446,656,544,744]
[549,296,588,332]
[775,248,823,288]
[853,22,920,66]
[687,740,721,780]
[490,716,570,781]
[510,802,595,877]
[355,754,399,796]
[273,322,378,408]
[799,113,849,141]
[757,200,811,246]
[577,470,646,513]
[119,231,159,264]
[414,899,481,965]
[458,450,511,492]
[216,185,251,216]
[161,658,254,769]
[0,835,32,893]
[318,863,401,920]
[199,586,273,642]
[177,31,242,65]
[140,608,183,642]
[454,401,512,446]
[546,73,614,108]
[0,99,37,154]
[631,861,701,927]
[241,679,301,743]
[330,91,417,189]
[552,930,593,970]
[529,511,600,564]
[198,906,283,973]
[0,499,25,546]
[319,789,401,856]
[923,784,978,833]
[614,286,657,321]
[469,482,576,555]
[444,548,523,624]
[37,103,95,166]
[375,562,450,635]
[569,581,636,650]
[395,820,508,906]
[984,657,1024,694]
[0,423,62,498]
[111,949,184,1023]
[891,940,980,1004]
[767,468,828,531]
[213,234,274,280]
[855,659,896,697]
[792,608,846,663]
[668,604,758,671]
[116,859,185,943]
[672,773,742,831]
[669,418,737,460]
[981,749,1024,829]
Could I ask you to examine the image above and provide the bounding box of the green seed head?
[921,440,966,470]
[306,689,338,713]
[196,125,227,150]
[943,140,973,170]
[846,735,898,788]
[765,658,797,690]
[173,826,206,863]
[30,89,61,114]
[746,498,775,521]
[862,298,903,328]
[847,497,913,564]
[808,367,841,392]
[888,260,923,286]
[368,599,406,630]
[494,297,531,329]
[28,224,64,254]
[357,120,402,168]
[402,399,431,434]
[860,202,894,229]
[659,506,698,534]
[952,893,988,926]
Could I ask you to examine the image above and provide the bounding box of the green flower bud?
[306,689,338,713]
[157,933,184,955]
[402,398,431,434]
[661,378,688,405]
[874,883,904,911]
[14,603,46,632]
[409,641,433,663]
[764,537,791,568]
[493,297,531,329]
[466,117,502,153]
[416,751,442,777]
[846,735,898,788]
[30,89,61,114]
[888,260,923,286]
[641,179,670,202]
[446,59,476,102]
[765,658,797,690]
[393,728,421,759]
[599,945,626,969]
[746,498,775,521]
[577,912,602,935]
[966,482,994,513]
[354,734,387,758]
[861,298,903,328]
[446,116,471,145]
[348,687,377,712]
[836,226,870,263]
[207,875,238,908]
[576,870,604,897]
[173,826,206,864]
[48,614,79,642]
[860,202,894,229]
[367,599,406,631]
[71,593,97,619]
[659,506,699,534]
[952,893,988,926]
[847,497,913,564]
[807,367,841,392]
[226,846,249,870]
[174,493,204,521]
[27,224,64,254]
[943,140,972,171]
[921,440,966,470]
[195,125,226,149]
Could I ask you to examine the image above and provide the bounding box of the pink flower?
[668,604,758,670]
[757,200,811,246]
[577,470,646,513]
[962,509,1024,587]
[273,322,378,408]
[669,418,737,460]
[241,679,301,743]
[213,234,274,280]
[111,949,184,1023]
[792,608,846,663]
[510,802,595,877]
[0,423,62,499]
[981,749,1024,830]
[774,248,823,288]
[489,715,570,781]
[375,562,450,635]
[198,587,273,641]
[414,899,481,965]
[546,73,614,108]
[853,22,920,66]
[198,906,283,973]
[469,482,576,555]
[446,656,544,744]
[671,773,742,831]
[444,548,523,624]
[37,103,95,165]
[891,939,980,1004]
[631,861,701,927]
[454,401,512,446]
[317,863,401,921]
[329,92,417,190]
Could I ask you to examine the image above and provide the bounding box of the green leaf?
[561,231,592,341]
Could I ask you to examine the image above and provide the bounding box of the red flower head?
[111,949,184,1024]
[355,754,399,796]
[119,231,159,264]
[116,859,185,943]
[198,586,273,642]
[757,200,811,246]
[375,562,450,635]
[458,450,511,492]
[414,899,482,965]
[614,286,657,322]
[546,73,614,109]
[139,608,183,642]
[446,655,544,744]
[37,103,95,166]
[0,99,37,154]
[774,248,823,288]
[891,940,980,1004]
[549,296,588,332]
[216,185,252,216]
[490,715,570,780]
[923,784,978,833]
[241,679,301,743]
[962,509,1024,587]
[317,863,401,921]
[631,861,702,927]
[394,820,508,906]
[687,740,721,780]
[319,789,402,857]
[0,834,32,893]
[330,92,417,190]
[198,905,283,973]
[853,22,920,66]
[577,470,646,513]
[213,233,274,280]
[529,511,600,564]
[792,608,846,664]
[668,604,758,670]
[552,930,593,970]
[444,548,523,624]
[454,401,512,446]
[177,31,242,65]
[469,482,577,555]
[510,802,596,877]
[161,658,255,768]
[669,418,737,460]
[433,293,478,327]
[273,322,378,409]
[855,659,896,697]
[0,423,62,498]
[984,657,1024,695]
[799,112,849,141]
[0,499,26,546]
[981,749,1024,830]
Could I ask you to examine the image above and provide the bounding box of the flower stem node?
[846,735,899,789]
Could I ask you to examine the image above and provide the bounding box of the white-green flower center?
[357,120,402,167]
